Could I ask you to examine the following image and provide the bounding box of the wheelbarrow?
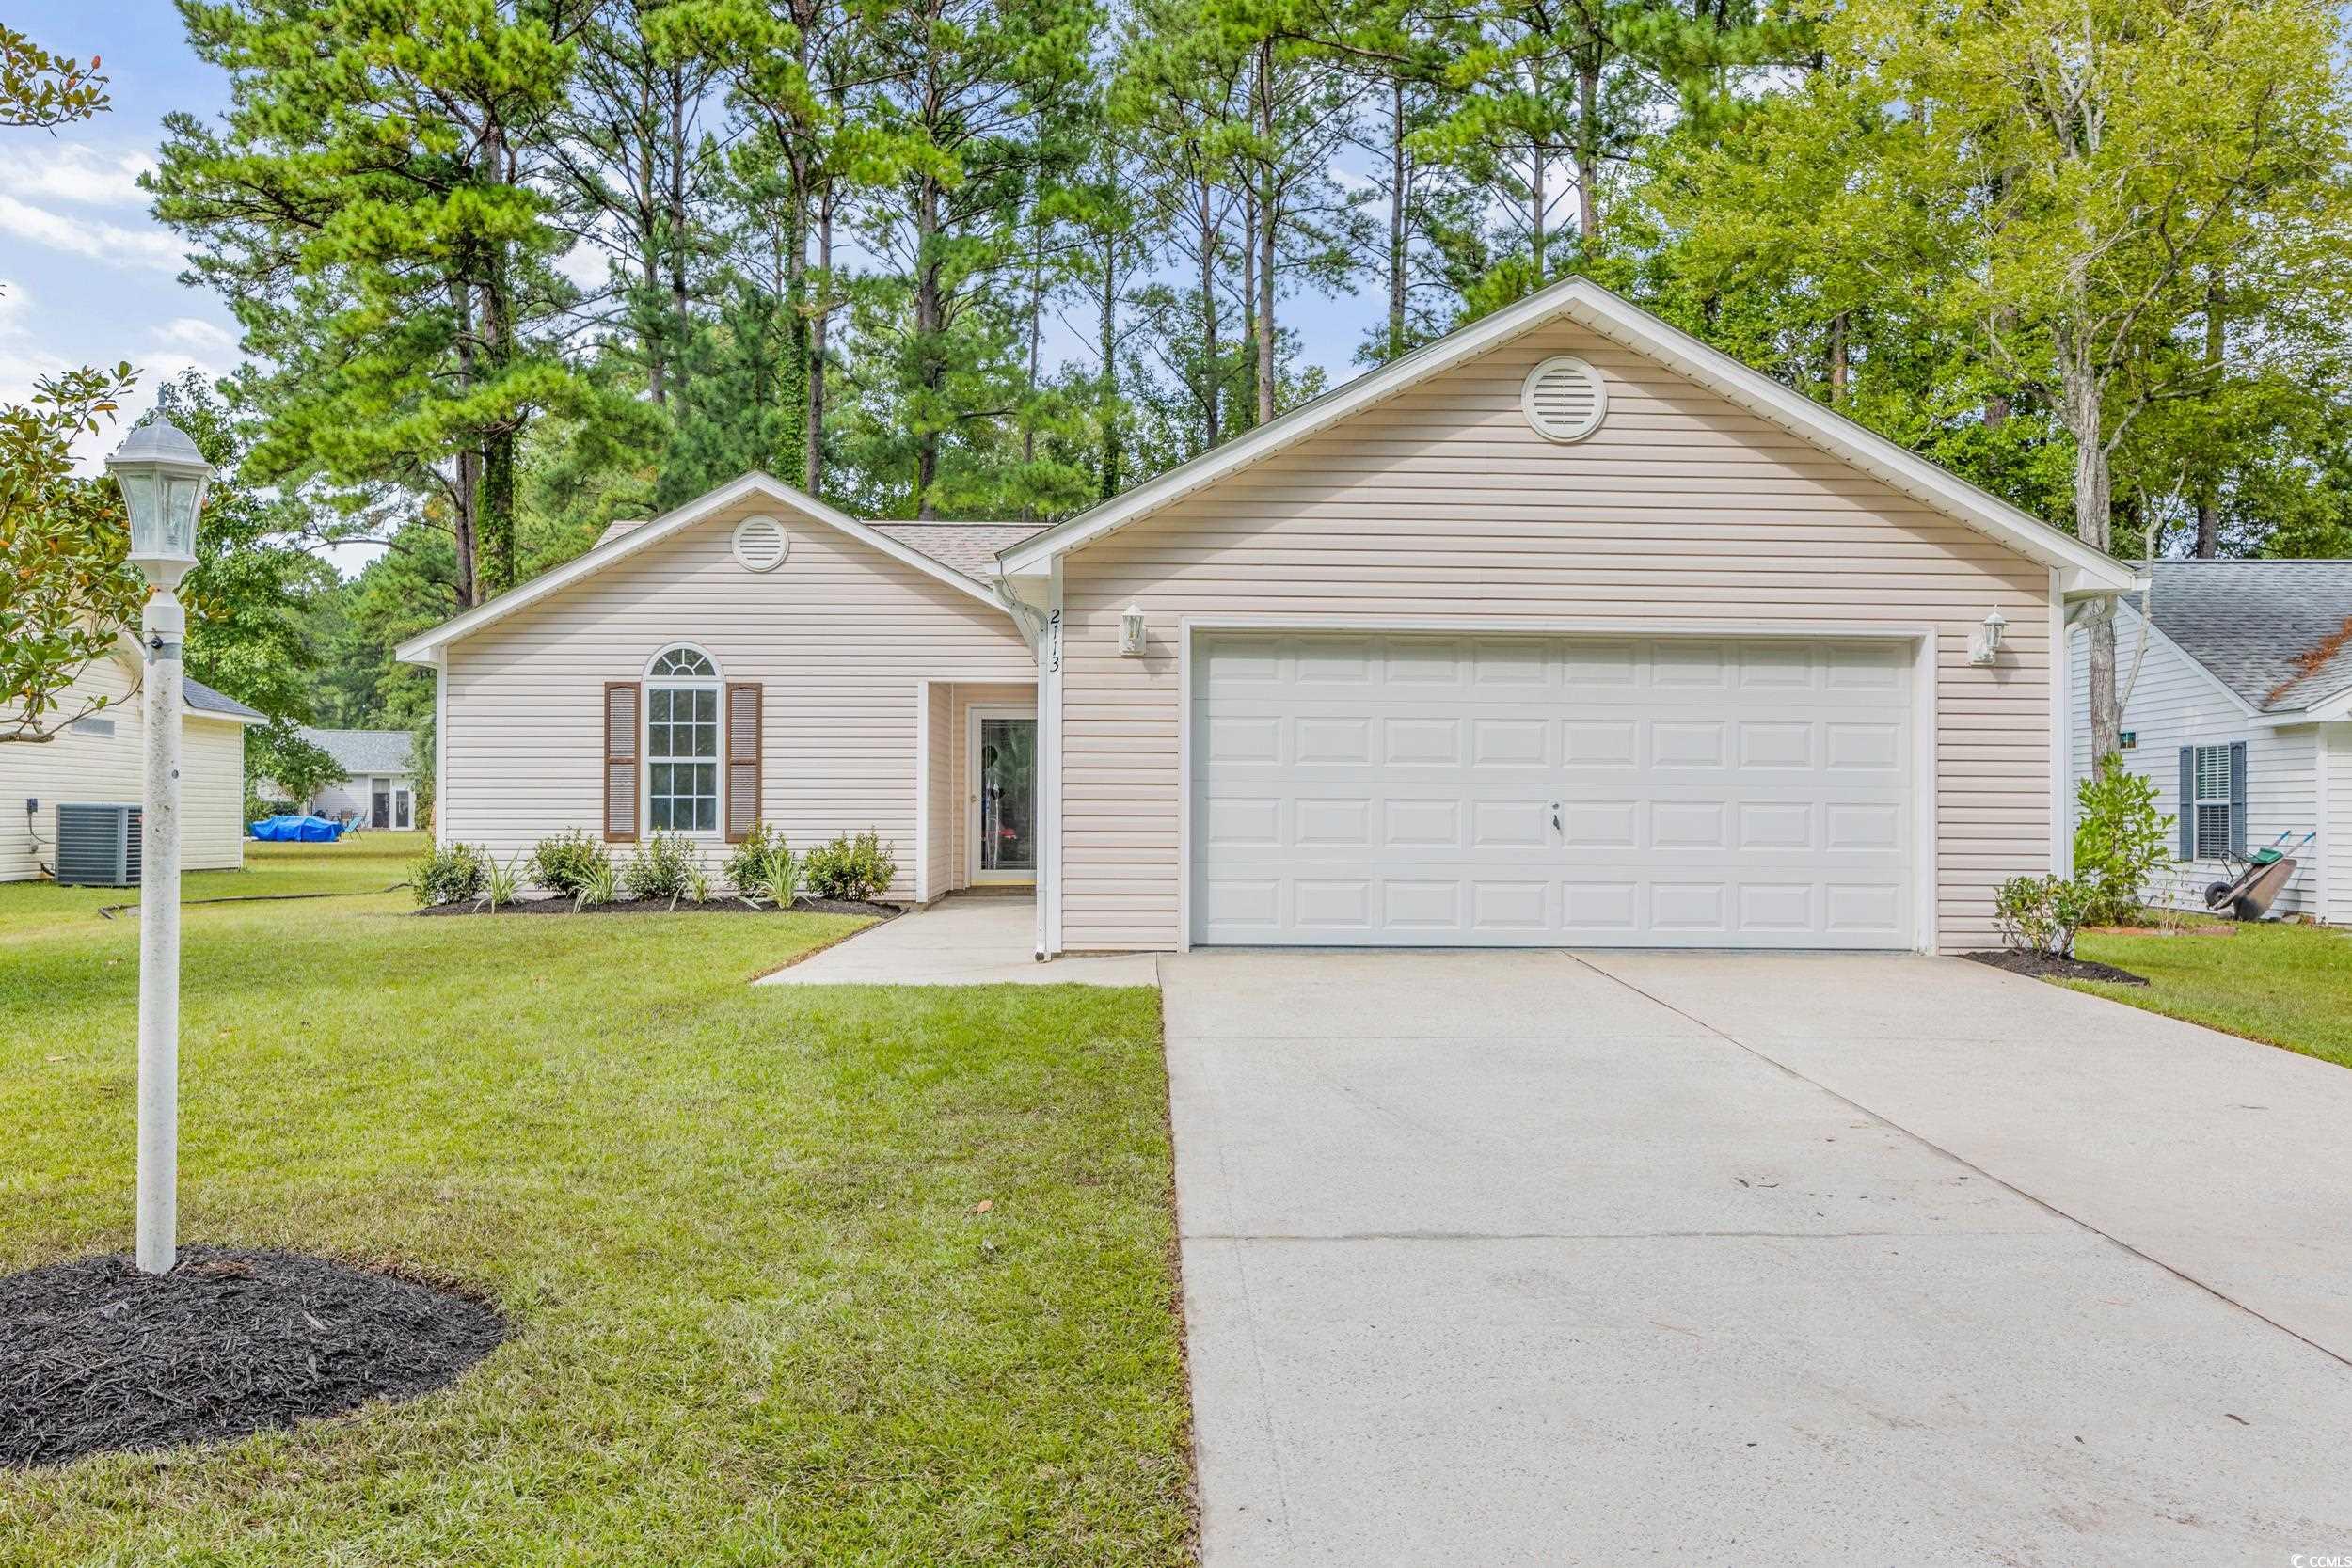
[2203,831,2315,921]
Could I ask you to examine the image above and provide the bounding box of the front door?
[970,708,1036,884]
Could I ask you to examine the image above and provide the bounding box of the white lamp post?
[105,419,211,1276]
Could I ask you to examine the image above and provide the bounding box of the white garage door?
[1189,631,1915,948]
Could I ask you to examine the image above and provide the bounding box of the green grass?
[2071,920,2352,1069]
[0,842,1190,1566]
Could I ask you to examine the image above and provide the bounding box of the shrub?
[1994,874,2096,958]
[481,852,523,911]
[573,854,619,911]
[803,829,896,902]
[527,828,611,898]
[410,841,487,908]
[723,823,801,907]
[2073,757,2172,926]
[620,832,700,902]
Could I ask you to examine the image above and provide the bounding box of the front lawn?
[0,846,1190,1565]
[2071,920,2352,1069]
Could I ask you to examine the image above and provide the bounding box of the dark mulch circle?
[1963,949,2150,987]
[414,894,900,919]
[1,1246,506,1470]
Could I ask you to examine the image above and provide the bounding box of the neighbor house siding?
[0,654,246,882]
[1057,317,2060,953]
[2327,723,2352,926]
[2065,607,2322,918]
[439,494,1033,900]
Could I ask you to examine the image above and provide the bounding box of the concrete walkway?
[758,895,1157,987]
[1163,949,2352,1566]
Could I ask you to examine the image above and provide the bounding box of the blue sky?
[2,2,1377,570]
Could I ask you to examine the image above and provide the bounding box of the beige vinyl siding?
[2067,607,2323,919]
[924,682,953,898]
[1057,318,2059,952]
[1,654,246,882]
[440,494,1033,899]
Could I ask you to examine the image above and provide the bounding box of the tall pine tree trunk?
[665,65,689,393]
[2195,273,2224,556]
[1387,80,1406,359]
[1100,244,1120,499]
[640,71,664,407]
[914,175,944,517]
[1252,40,1276,429]
[1574,60,1599,244]
[2064,359,2121,767]
[808,185,832,497]
[447,277,480,610]
[1198,174,1220,451]
[1529,140,1546,284]
[1237,180,1258,436]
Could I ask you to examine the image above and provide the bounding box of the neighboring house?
[2066,560,2352,925]
[399,276,2138,953]
[2,640,264,882]
[261,728,421,828]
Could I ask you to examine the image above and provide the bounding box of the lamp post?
[105,419,212,1276]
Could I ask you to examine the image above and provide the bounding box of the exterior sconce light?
[1970,609,2008,666]
[1120,603,1147,656]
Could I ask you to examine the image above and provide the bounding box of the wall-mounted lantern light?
[1969,608,2008,666]
[1119,603,1147,657]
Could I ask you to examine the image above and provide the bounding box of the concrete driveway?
[1161,950,2352,1565]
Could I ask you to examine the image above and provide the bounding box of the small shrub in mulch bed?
[1963,949,2150,987]
[413,895,900,919]
[1,1247,505,1470]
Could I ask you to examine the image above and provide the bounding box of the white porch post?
[136,589,184,1275]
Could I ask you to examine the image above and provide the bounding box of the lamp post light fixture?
[105,419,213,1276]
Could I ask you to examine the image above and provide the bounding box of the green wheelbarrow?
[2203,831,2315,921]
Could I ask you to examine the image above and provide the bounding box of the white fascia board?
[395,471,1014,664]
[999,276,2139,595]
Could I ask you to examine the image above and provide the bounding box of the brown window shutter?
[604,682,640,843]
[725,682,762,843]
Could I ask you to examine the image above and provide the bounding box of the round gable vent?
[731,515,790,572]
[1520,356,1608,442]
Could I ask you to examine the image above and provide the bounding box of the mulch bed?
[1963,949,2150,987]
[415,895,900,919]
[1,1247,506,1470]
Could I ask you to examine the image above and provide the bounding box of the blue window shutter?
[2229,741,2248,856]
[2178,748,2194,860]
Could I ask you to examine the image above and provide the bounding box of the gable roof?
[182,675,266,723]
[296,727,415,774]
[2128,560,2352,716]
[396,473,1014,664]
[873,521,1047,579]
[997,275,2139,595]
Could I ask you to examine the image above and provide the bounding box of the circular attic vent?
[1520,356,1608,442]
[731,515,790,572]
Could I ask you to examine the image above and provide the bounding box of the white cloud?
[0,142,157,207]
[0,194,184,272]
[152,316,238,356]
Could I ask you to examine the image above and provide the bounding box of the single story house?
[2065,560,2351,924]
[398,276,2139,954]
[259,728,421,829]
[2,638,263,882]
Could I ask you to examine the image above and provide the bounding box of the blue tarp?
[249,814,344,843]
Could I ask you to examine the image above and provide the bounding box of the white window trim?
[644,643,725,838]
[2189,742,2234,861]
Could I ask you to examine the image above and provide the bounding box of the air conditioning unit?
[56,802,142,887]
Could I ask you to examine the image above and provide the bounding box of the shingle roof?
[2129,560,2352,713]
[871,521,1049,581]
[181,676,263,721]
[296,727,417,774]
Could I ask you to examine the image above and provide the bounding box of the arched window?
[644,644,721,832]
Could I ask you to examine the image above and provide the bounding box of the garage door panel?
[1191,632,1915,948]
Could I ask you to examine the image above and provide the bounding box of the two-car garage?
[1188,630,1920,949]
